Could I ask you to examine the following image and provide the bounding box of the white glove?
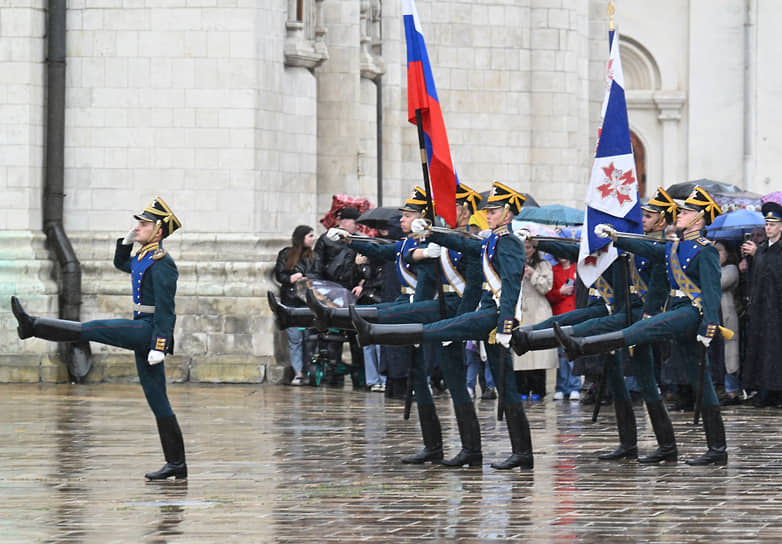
[696,335,712,348]
[594,223,616,239]
[147,350,165,365]
[515,228,531,242]
[411,218,430,234]
[495,333,512,349]
[122,228,136,245]
[422,242,441,259]
[326,227,349,242]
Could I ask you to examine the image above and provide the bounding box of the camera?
[743,233,752,243]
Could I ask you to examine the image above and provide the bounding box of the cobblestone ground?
[2,383,781,543]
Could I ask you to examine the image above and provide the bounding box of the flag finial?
[607,1,615,31]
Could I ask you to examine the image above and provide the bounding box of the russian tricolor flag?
[402,0,457,227]
[577,29,643,288]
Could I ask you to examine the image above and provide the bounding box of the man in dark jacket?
[314,208,360,289]
[741,200,782,406]
[313,207,364,387]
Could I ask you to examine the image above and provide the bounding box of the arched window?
[631,131,646,198]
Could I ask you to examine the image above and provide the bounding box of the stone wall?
[1,232,287,384]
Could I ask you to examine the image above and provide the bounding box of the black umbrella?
[666,179,745,199]
[356,206,401,229]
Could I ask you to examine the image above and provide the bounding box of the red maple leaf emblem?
[597,162,635,206]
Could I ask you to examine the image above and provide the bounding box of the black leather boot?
[598,398,638,460]
[11,296,81,341]
[510,326,533,355]
[490,403,533,470]
[512,326,574,356]
[145,414,188,480]
[553,322,626,362]
[350,305,423,347]
[266,292,314,330]
[686,404,727,466]
[638,399,678,463]
[442,403,482,467]
[306,289,377,331]
[402,403,443,464]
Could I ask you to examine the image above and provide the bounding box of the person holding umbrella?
[740,197,782,407]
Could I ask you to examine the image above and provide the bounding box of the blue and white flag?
[577,29,643,288]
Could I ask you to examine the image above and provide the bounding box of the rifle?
[497,343,506,421]
[347,234,396,244]
[529,236,580,244]
[403,345,416,420]
[693,343,707,425]
[428,226,483,240]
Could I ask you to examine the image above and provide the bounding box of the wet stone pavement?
[2,383,782,543]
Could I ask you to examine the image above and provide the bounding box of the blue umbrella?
[705,209,764,240]
[515,204,584,226]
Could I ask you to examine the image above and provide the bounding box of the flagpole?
[401,108,447,422]
[608,1,615,31]
[414,109,437,228]
[414,108,447,318]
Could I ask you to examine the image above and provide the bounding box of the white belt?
[669,289,687,298]
[441,285,458,293]
[133,303,155,313]
[401,286,415,295]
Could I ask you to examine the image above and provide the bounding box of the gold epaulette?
[494,224,511,236]
[152,248,168,260]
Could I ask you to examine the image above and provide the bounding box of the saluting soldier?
[11,197,187,479]
[555,186,727,466]
[350,182,535,471]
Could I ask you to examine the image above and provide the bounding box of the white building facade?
[0,0,778,382]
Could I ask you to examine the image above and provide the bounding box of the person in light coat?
[513,240,556,399]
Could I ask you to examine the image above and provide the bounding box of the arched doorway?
[631,131,646,198]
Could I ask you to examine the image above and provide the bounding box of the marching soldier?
[512,231,644,461]
[350,182,534,470]
[11,197,187,479]
[511,187,680,463]
[297,185,487,467]
[555,186,727,466]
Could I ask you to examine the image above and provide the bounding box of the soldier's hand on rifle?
[148,350,165,365]
[411,218,431,234]
[122,227,136,245]
[495,333,511,349]
[515,228,531,242]
[594,223,617,240]
[326,227,349,241]
[696,334,712,348]
[422,242,441,259]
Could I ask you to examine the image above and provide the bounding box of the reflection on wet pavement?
[1,383,780,542]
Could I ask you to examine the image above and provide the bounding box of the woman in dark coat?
[275,225,317,384]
